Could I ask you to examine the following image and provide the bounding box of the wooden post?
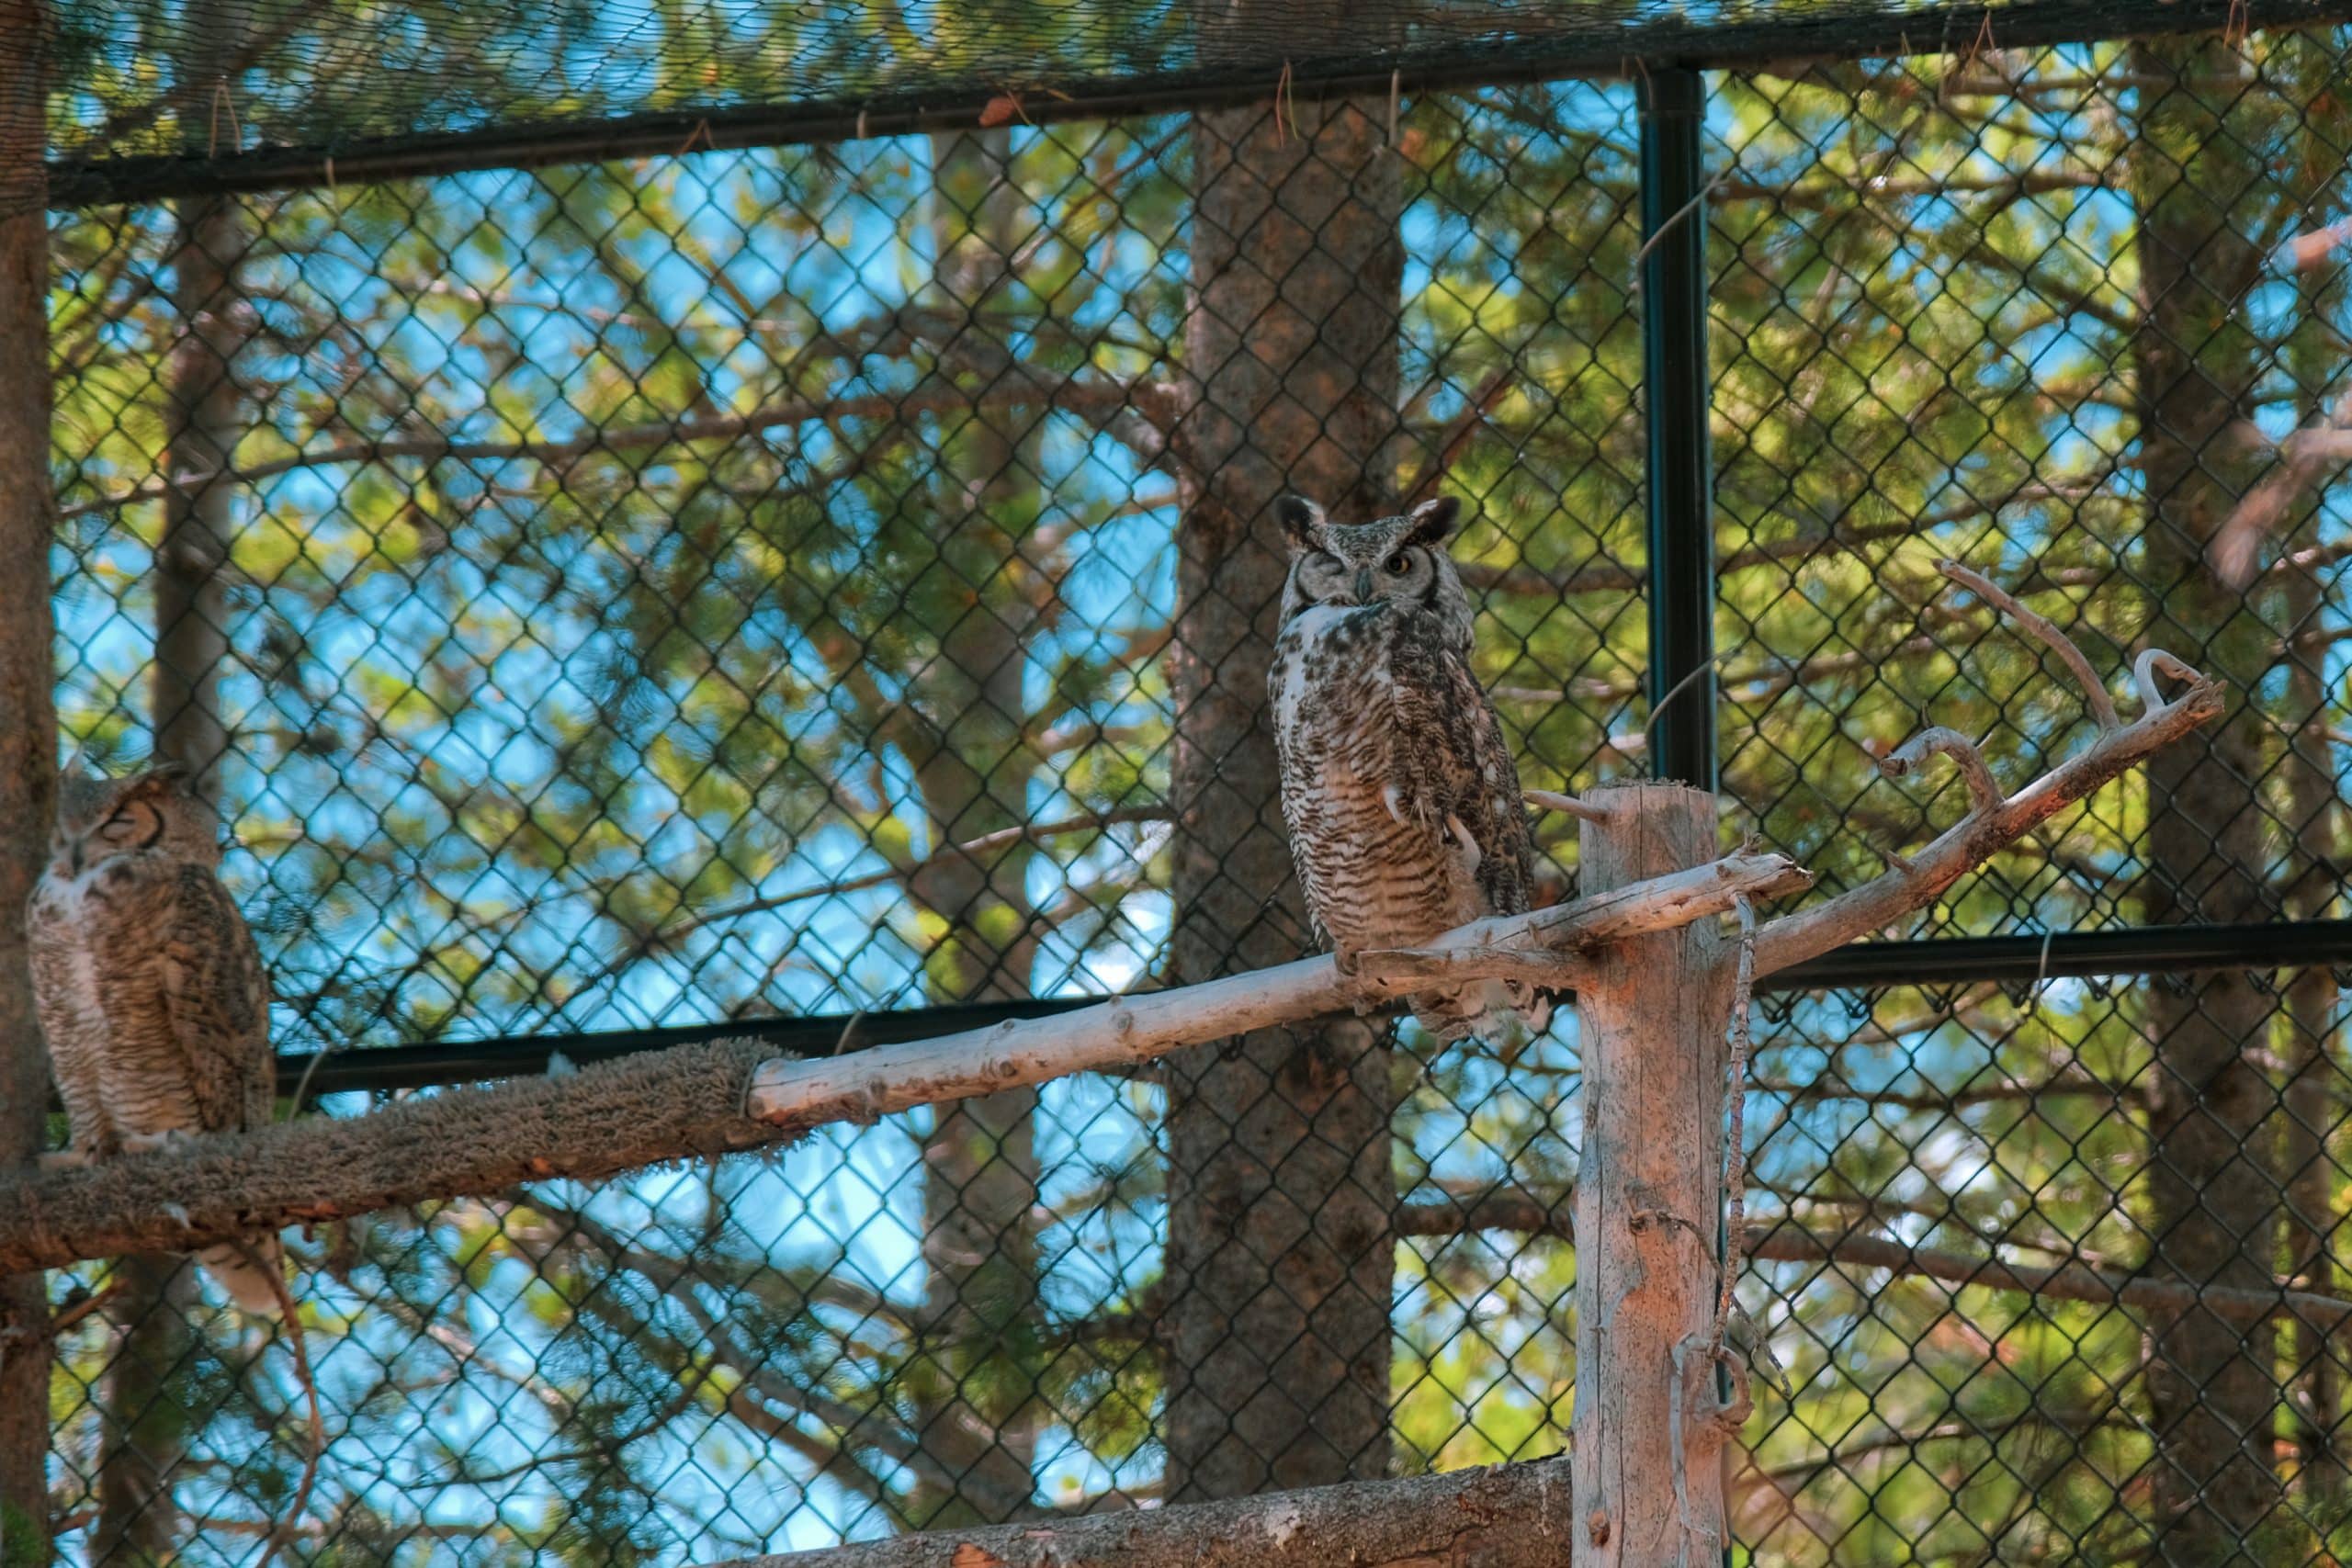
[1573,783,1744,1564]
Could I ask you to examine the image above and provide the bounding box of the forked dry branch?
[1752,559,2227,977]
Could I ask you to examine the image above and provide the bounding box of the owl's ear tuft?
[1275,495,1325,549]
[1404,494,1463,546]
[125,761,195,800]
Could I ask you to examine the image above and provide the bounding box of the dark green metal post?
[1640,64,1716,789]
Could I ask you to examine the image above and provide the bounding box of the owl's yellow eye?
[1384,552,1413,576]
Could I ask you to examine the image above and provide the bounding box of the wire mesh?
[28,19,2352,1566]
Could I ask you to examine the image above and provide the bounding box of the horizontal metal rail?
[273,919,2352,1100]
[50,0,2352,209]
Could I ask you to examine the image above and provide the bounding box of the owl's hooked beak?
[1353,567,1375,604]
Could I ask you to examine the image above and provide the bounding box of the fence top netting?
[38,0,2352,209]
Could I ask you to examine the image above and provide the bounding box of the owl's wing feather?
[27,886,118,1153]
[1385,613,1536,918]
[155,865,274,1135]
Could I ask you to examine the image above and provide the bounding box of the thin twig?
[250,1255,322,1568]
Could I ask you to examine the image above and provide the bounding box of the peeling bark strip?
[707,1455,1574,1568]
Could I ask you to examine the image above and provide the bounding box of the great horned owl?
[1268,493,1549,1045]
[26,764,285,1315]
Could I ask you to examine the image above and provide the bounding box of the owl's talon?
[161,1201,192,1229]
[123,1130,194,1156]
[1381,784,1408,826]
[1445,814,1482,877]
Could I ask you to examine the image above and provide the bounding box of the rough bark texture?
[1570,783,1737,1564]
[0,5,52,1560]
[710,1454,1574,1568]
[908,125,1045,1529]
[2130,35,2290,1563]
[1161,81,1408,1503]
[0,1038,792,1274]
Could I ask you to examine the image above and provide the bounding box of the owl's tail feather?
[196,1234,286,1318]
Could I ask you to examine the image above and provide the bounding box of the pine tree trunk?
[2279,533,2343,1510]
[1164,83,1405,1500]
[98,29,255,1549]
[2129,36,2288,1562]
[905,126,1045,1529]
[0,5,56,1558]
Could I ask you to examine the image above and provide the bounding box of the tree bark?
[709,1454,1574,1568]
[2278,503,2343,1508]
[92,25,258,1546]
[0,5,54,1560]
[1162,76,1408,1503]
[2129,35,2290,1563]
[906,124,1045,1529]
[1570,783,1740,1563]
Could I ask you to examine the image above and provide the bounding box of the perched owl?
[1268,493,1549,1045]
[27,764,285,1315]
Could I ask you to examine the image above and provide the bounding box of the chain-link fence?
[28,8,2352,1563]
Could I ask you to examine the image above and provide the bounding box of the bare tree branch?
[705,1455,1575,1568]
[1754,1227,2352,1327]
[57,369,1184,522]
[1396,1196,2352,1327]
[1755,567,2224,977]
[2211,385,2352,588]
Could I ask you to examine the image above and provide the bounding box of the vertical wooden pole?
[1573,784,1741,1564]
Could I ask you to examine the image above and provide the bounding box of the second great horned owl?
[26,764,286,1315]
[1268,493,1549,1045]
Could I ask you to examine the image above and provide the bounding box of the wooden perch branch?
[1756,566,2225,979]
[706,1455,1573,1568]
[745,849,1805,1122]
[0,853,1802,1274]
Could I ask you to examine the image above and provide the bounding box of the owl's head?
[1275,493,1474,651]
[50,762,220,877]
